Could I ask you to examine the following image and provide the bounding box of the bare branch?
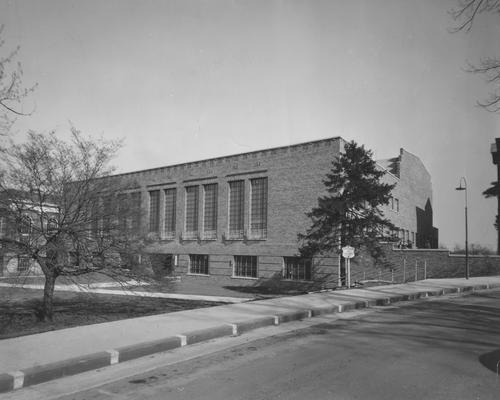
[0,128,150,321]
[449,0,500,32]
[450,1,500,112]
[0,25,37,129]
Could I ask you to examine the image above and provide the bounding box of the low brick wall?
[350,244,500,283]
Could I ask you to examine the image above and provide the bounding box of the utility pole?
[456,177,469,280]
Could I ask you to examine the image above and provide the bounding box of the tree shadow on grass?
[223,272,337,298]
[479,349,500,374]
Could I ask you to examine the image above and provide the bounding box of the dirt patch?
[0,287,225,340]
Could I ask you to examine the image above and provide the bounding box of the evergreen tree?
[299,141,396,260]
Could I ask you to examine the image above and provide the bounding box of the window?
[117,192,142,233]
[189,254,209,275]
[250,177,267,239]
[233,255,258,278]
[149,190,160,233]
[130,192,141,231]
[102,195,113,233]
[20,216,32,235]
[18,256,30,273]
[117,193,128,231]
[91,200,101,238]
[0,216,5,238]
[284,257,312,281]
[164,188,177,239]
[203,183,218,239]
[47,218,58,235]
[395,198,400,212]
[19,216,32,244]
[185,186,199,239]
[229,180,245,239]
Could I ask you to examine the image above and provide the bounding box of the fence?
[349,245,500,286]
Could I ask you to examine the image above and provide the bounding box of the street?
[53,289,500,400]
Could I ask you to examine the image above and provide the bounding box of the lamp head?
[456,177,467,191]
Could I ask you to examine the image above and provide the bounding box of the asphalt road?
[50,289,500,400]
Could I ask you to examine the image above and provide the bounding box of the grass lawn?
[0,287,226,340]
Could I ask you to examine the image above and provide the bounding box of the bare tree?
[450,0,500,111]
[0,25,36,135]
[0,128,149,321]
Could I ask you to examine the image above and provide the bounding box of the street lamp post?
[455,177,469,279]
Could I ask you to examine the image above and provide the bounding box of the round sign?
[342,245,355,259]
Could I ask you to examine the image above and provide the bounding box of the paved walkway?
[1,276,499,393]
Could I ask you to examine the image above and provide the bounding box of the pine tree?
[299,141,396,260]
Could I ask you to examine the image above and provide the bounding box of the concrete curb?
[1,279,499,394]
[116,337,183,363]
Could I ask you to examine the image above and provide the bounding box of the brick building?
[108,137,438,286]
[0,200,56,276]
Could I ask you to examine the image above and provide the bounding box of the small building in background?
[0,200,58,277]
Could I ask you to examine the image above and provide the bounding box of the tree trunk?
[42,272,57,322]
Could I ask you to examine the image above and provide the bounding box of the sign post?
[342,245,355,288]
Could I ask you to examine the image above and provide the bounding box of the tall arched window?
[19,215,32,244]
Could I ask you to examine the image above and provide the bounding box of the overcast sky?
[1,0,500,250]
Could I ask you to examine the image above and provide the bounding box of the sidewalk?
[1,276,499,393]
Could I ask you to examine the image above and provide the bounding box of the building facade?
[106,137,438,286]
[0,201,56,276]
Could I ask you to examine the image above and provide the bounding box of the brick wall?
[110,137,345,282]
[350,244,500,283]
[103,137,437,288]
[378,149,437,248]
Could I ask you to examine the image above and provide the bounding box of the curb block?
[333,297,374,309]
[182,324,235,345]
[0,373,13,393]
[2,279,499,394]
[338,302,358,312]
[21,351,111,387]
[310,305,340,317]
[274,309,311,324]
[233,316,277,334]
[387,294,406,303]
[116,336,183,363]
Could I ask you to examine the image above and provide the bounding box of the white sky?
[1,0,500,250]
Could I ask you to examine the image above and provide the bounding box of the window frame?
[148,190,161,234]
[17,255,31,273]
[249,177,268,240]
[188,254,209,276]
[283,257,313,281]
[202,183,218,240]
[130,191,142,232]
[233,255,258,279]
[19,215,32,244]
[228,180,245,240]
[164,187,177,239]
[184,186,199,240]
